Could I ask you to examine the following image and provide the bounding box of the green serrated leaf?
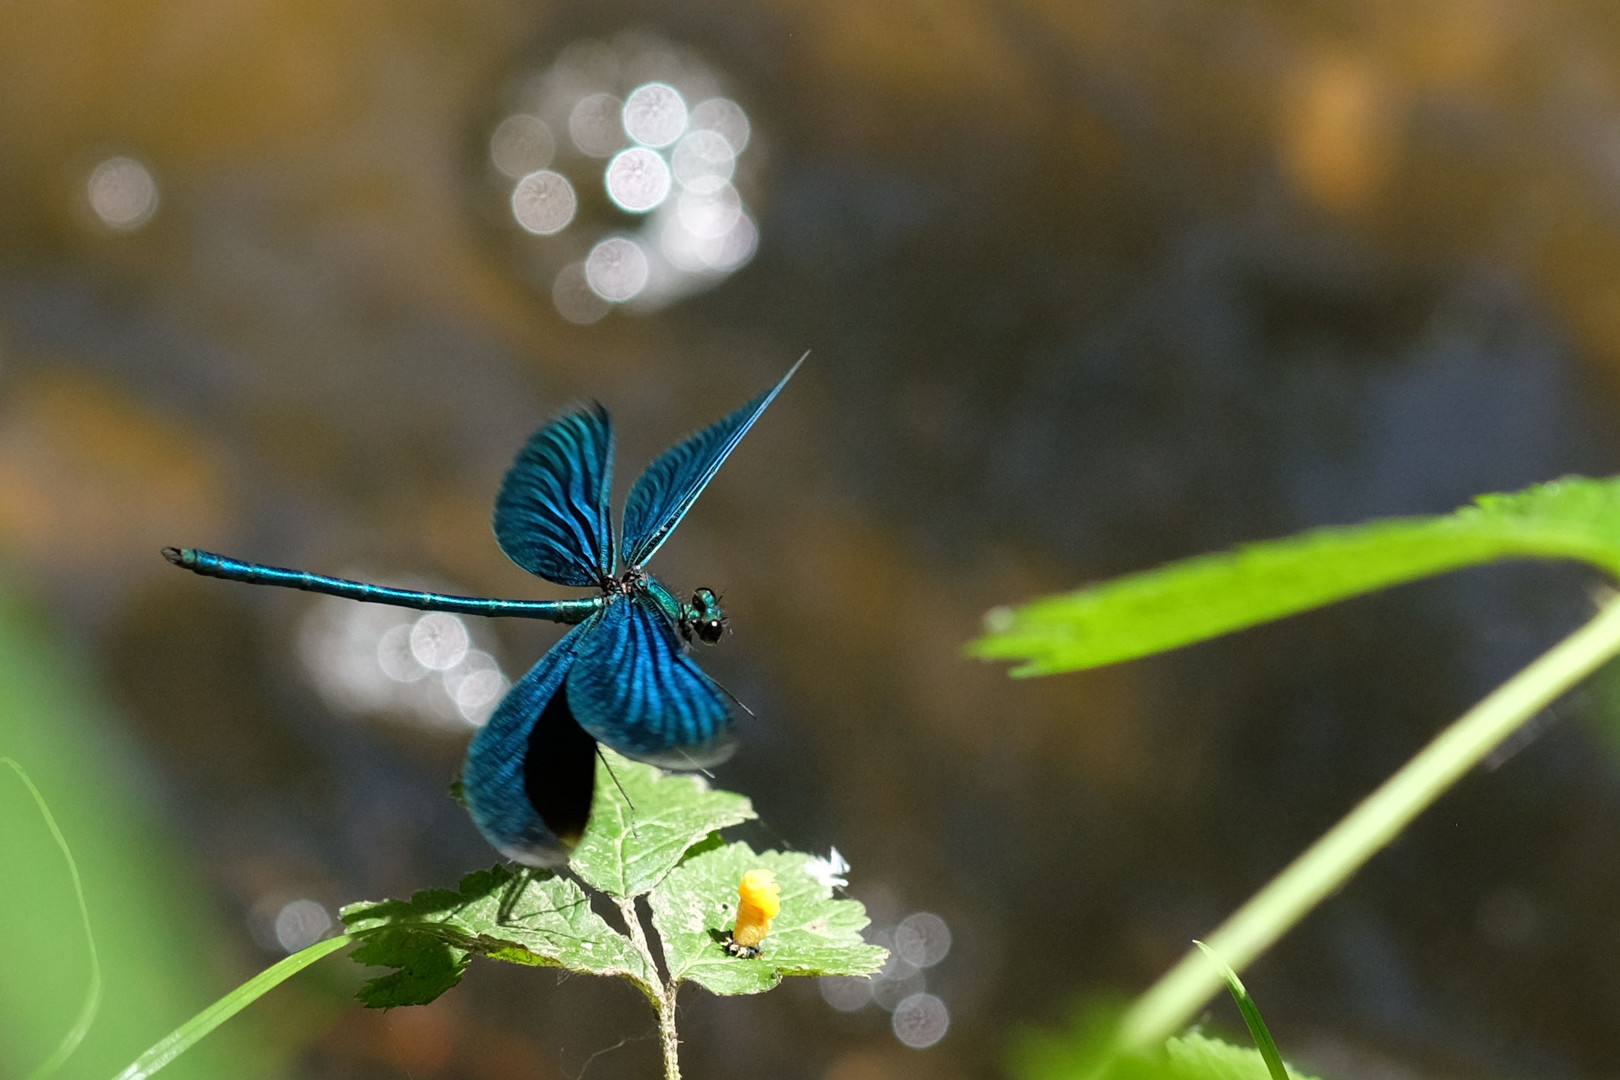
[341,864,657,1000]
[570,748,755,899]
[350,928,469,1008]
[970,476,1620,676]
[648,842,886,996]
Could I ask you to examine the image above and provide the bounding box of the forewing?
[462,622,599,867]
[566,596,735,769]
[620,356,803,567]
[494,406,615,586]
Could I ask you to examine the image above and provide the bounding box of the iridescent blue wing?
[462,622,599,867]
[619,356,803,567]
[565,594,735,769]
[494,405,615,587]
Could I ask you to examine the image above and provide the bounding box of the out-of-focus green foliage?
[3,757,101,1080]
[0,579,268,1079]
[972,477,1620,676]
[1010,999,1320,1080]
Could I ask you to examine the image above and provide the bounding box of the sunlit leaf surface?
[648,842,886,996]
[570,748,755,900]
[971,477,1620,676]
[341,867,656,1006]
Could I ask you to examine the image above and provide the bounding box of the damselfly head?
[682,587,727,645]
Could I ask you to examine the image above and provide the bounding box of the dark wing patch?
[462,621,598,867]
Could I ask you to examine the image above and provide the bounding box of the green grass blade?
[4,759,102,1080]
[1194,942,1287,1080]
[109,934,353,1080]
[970,477,1620,675]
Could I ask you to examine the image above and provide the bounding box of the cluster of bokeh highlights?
[489,37,758,324]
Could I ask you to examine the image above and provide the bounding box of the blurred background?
[4,1,1620,1077]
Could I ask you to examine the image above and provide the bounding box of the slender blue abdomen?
[164,548,602,622]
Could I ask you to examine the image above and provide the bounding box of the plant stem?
[1115,592,1620,1052]
[616,898,681,1080]
[658,981,682,1080]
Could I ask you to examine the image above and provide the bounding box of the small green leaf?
[350,929,469,1008]
[970,476,1620,676]
[1195,943,1288,1080]
[341,865,657,1002]
[648,842,887,996]
[570,747,755,899]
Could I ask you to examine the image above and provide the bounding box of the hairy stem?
[616,898,680,1080]
[658,982,682,1080]
[1117,592,1620,1051]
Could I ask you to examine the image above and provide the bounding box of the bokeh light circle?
[87,156,159,230]
[677,182,742,238]
[820,976,874,1012]
[410,612,469,671]
[552,262,611,324]
[569,93,625,157]
[894,912,952,967]
[273,899,332,953]
[605,147,672,212]
[377,623,429,682]
[891,993,950,1048]
[671,129,736,193]
[585,236,650,301]
[706,211,757,272]
[511,170,577,235]
[490,114,555,178]
[689,97,750,153]
[622,82,688,147]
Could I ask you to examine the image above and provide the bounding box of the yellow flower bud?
[726,868,780,957]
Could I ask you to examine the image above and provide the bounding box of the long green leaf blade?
[970,477,1620,675]
[1194,942,1288,1080]
[109,934,352,1080]
[4,759,101,1080]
